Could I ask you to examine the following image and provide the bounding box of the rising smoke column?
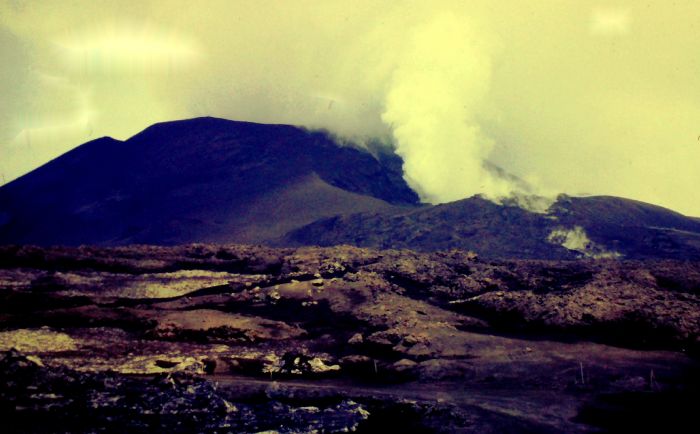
[381,12,512,204]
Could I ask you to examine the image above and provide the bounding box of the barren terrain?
[1,244,698,432]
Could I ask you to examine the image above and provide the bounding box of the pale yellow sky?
[1,0,699,215]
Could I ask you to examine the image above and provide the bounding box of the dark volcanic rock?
[1,244,699,433]
[0,350,370,434]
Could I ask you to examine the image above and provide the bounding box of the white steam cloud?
[547,226,621,259]
[382,13,513,203]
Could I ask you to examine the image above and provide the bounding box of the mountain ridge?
[284,193,700,260]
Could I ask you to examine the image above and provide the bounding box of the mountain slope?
[0,117,418,245]
[283,194,700,260]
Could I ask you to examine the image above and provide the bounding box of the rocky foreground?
[1,244,699,433]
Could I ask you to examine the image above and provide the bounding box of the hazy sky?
[1,0,699,215]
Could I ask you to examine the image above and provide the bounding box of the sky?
[1,0,699,215]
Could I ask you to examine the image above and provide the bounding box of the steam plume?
[382,13,513,203]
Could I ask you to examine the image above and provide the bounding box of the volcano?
[0,117,418,246]
[2,116,699,260]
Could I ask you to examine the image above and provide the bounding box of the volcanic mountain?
[0,117,418,246]
[1,116,699,260]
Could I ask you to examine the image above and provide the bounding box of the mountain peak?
[0,117,418,246]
